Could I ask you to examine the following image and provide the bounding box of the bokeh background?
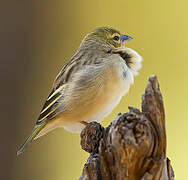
[1,0,188,179]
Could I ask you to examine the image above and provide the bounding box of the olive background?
[1,0,188,179]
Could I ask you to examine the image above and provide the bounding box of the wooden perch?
[79,75,174,180]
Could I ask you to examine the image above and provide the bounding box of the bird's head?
[82,27,133,49]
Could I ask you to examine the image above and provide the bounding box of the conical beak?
[120,35,133,45]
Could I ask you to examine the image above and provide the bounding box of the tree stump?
[79,75,174,180]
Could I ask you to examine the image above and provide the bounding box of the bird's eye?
[113,36,120,41]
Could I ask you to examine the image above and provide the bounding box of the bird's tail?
[17,123,46,156]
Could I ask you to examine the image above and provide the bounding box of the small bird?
[17,27,142,155]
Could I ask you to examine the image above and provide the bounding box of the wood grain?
[79,75,174,180]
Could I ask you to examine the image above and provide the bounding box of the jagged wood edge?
[79,75,174,180]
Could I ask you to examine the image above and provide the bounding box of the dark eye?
[113,36,120,41]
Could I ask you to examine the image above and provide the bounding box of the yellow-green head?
[83,27,133,48]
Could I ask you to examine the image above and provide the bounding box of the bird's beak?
[120,35,133,46]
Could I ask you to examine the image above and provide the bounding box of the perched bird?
[17,27,142,155]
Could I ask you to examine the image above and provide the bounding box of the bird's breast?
[88,60,134,121]
[105,58,134,97]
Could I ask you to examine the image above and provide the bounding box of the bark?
[79,75,174,180]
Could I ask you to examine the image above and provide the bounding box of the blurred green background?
[1,0,188,179]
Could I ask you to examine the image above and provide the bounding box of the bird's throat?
[112,49,132,68]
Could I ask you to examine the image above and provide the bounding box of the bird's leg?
[80,121,89,126]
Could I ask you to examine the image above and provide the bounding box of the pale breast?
[88,58,134,123]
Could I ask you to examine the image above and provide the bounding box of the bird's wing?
[53,51,86,89]
[36,50,101,124]
[36,58,79,124]
[36,85,65,124]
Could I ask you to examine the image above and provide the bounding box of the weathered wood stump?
[79,75,174,180]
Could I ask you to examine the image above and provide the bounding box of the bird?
[17,27,142,155]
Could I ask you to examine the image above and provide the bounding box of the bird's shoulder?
[53,49,113,89]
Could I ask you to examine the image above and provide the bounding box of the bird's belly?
[88,95,122,123]
[62,72,132,133]
[88,72,131,122]
[65,69,131,122]
[60,66,134,133]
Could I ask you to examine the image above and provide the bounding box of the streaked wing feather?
[36,53,84,125]
[36,86,65,124]
[53,51,85,89]
[36,49,105,125]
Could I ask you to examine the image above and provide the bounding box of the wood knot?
[80,122,104,154]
